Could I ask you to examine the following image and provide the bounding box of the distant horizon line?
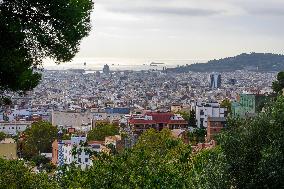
[42,57,208,71]
[43,52,283,67]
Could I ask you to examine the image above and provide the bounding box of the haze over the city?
[44,0,284,69]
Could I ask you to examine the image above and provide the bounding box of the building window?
[200,118,204,127]
[85,158,88,162]
[78,158,81,163]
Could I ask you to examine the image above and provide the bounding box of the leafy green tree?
[61,128,72,140]
[272,71,284,94]
[22,121,57,159]
[120,129,192,188]
[187,147,231,188]
[0,0,93,95]
[220,98,232,114]
[87,123,119,141]
[31,155,56,173]
[0,132,6,141]
[59,129,193,188]
[189,109,196,127]
[57,164,90,188]
[0,158,60,188]
[188,128,206,144]
[133,129,191,160]
[177,111,190,122]
[217,96,284,188]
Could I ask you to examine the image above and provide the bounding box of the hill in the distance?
[167,53,284,72]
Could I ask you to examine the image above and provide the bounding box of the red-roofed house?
[128,112,188,135]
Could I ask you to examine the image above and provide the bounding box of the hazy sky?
[49,0,284,67]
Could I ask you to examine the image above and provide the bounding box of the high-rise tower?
[209,73,221,89]
[103,64,110,75]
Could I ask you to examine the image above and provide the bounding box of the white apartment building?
[0,121,32,135]
[52,110,92,131]
[3,107,50,122]
[62,136,94,170]
[195,102,227,128]
[62,146,92,170]
[91,108,128,123]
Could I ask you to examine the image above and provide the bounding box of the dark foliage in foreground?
[0,0,93,97]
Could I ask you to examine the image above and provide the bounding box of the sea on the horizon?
[43,57,207,71]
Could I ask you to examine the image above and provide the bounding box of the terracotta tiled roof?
[129,119,156,124]
[129,112,187,125]
[145,112,173,123]
[171,129,186,138]
[168,120,188,124]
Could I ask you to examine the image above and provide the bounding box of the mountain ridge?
[167,52,284,72]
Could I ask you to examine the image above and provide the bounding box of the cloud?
[71,0,284,61]
[225,0,284,16]
[247,7,284,16]
[107,6,223,17]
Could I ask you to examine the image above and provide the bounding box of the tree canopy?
[217,96,284,188]
[188,109,196,127]
[188,127,206,144]
[177,111,190,122]
[0,0,93,95]
[220,98,231,114]
[0,132,6,141]
[87,123,119,141]
[272,71,284,94]
[22,121,58,159]
[0,158,59,188]
[60,129,193,188]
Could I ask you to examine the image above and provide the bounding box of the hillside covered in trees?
[168,53,284,72]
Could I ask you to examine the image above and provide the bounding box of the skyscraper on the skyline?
[210,73,221,89]
[103,64,110,75]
